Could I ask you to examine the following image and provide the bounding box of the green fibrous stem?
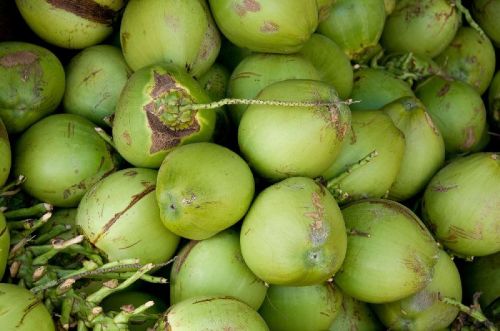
[442,295,496,331]
[451,0,487,39]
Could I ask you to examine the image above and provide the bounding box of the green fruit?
[373,250,462,331]
[120,0,220,76]
[0,211,9,280]
[170,229,267,310]
[349,68,414,111]
[415,76,488,155]
[15,0,124,49]
[382,97,445,201]
[461,252,500,310]
[227,54,321,125]
[198,63,230,102]
[328,293,384,331]
[472,0,500,47]
[156,142,255,240]
[259,282,342,331]
[208,0,318,54]
[14,114,118,207]
[434,27,496,95]
[238,79,350,181]
[154,296,270,330]
[489,71,500,129]
[63,45,132,127]
[335,199,439,303]
[422,153,500,257]
[318,0,386,62]
[112,63,216,168]
[240,177,347,286]
[323,110,405,204]
[76,168,179,264]
[317,0,335,22]
[0,41,65,133]
[0,118,10,186]
[381,0,460,57]
[298,33,353,99]
[0,283,55,330]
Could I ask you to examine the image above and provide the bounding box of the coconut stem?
[0,175,25,196]
[451,0,487,40]
[4,203,52,219]
[94,127,115,149]
[441,295,496,331]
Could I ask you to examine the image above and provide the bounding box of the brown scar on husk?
[233,0,261,16]
[122,131,132,146]
[442,224,483,243]
[462,127,476,149]
[305,191,329,245]
[437,83,451,97]
[17,298,42,328]
[0,51,38,67]
[173,240,199,273]
[46,0,117,25]
[431,183,458,192]
[260,21,279,33]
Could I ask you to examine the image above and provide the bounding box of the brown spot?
[305,191,329,246]
[46,0,118,25]
[431,183,458,192]
[260,21,279,33]
[17,298,42,328]
[462,127,476,149]
[66,122,75,138]
[174,240,200,274]
[123,170,138,177]
[92,184,156,244]
[402,253,431,281]
[150,71,177,98]
[0,225,7,237]
[0,51,38,67]
[437,83,451,97]
[121,32,130,50]
[442,224,483,243]
[193,296,233,304]
[122,131,132,146]
[233,0,261,16]
[82,69,102,83]
[231,71,261,80]
[118,239,141,250]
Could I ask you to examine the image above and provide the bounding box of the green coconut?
[372,250,462,331]
[328,293,384,331]
[0,211,9,280]
[112,63,217,168]
[0,41,65,133]
[334,199,440,303]
[240,177,347,286]
[63,45,132,127]
[322,109,405,204]
[298,33,354,99]
[415,76,488,155]
[422,153,500,257]
[14,114,118,207]
[472,0,500,47]
[317,0,335,22]
[317,0,386,62]
[76,168,180,264]
[154,296,269,330]
[238,79,351,181]
[120,0,220,76]
[208,0,318,54]
[0,118,10,187]
[227,53,321,125]
[0,283,55,330]
[349,68,414,111]
[258,282,342,331]
[382,97,445,201]
[381,0,460,57]
[434,27,496,95]
[170,229,267,310]
[156,142,255,240]
[15,0,124,49]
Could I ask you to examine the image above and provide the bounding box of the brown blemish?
[150,71,177,98]
[46,0,117,25]
[402,253,430,280]
[193,296,233,304]
[82,69,102,83]
[437,83,451,97]
[173,240,199,274]
[231,71,261,80]
[92,184,155,244]
[260,21,279,33]
[442,224,483,243]
[122,131,132,146]
[118,239,141,250]
[121,32,130,50]
[0,225,7,237]
[0,51,38,67]
[462,126,476,149]
[17,298,42,328]
[305,191,329,246]
[233,0,261,16]
[431,183,458,192]
[123,170,138,177]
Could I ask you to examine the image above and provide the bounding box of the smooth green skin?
[488,71,500,129]
[76,168,179,264]
[318,0,386,62]
[422,153,500,257]
[472,0,500,47]
[0,283,55,330]
[63,45,132,127]
[101,291,167,331]
[241,177,347,286]
[155,296,270,330]
[298,33,353,99]
[0,118,10,186]
[322,110,405,203]
[382,97,445,201]
[434,27,496,95]
[15,0,123,49]
[415,76,488,155]
[227,53,321,125]
[0,41,65,133]
[120,0,220,76]
[112,63,216,168]
[381,0,460,58]
[156,142,255,240]
[0,212,9,280]
[328,293,384,331]
[349,68,414,111]
[170,229,267,310]
[14,114,117,207]
[198,63,230,102]
[208,0,318,54]
[373,250,462,331]
[259,282,342,331]
[334,199,440,304]
[461,252,500,309]
[238,79,351,181]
